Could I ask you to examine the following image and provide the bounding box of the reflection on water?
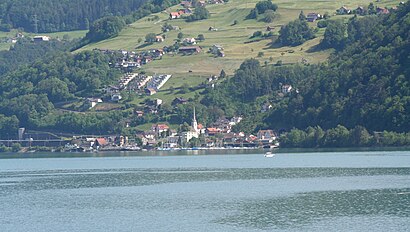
[1,167,409,193]
[0,152,409,231]
[217,188,410,230]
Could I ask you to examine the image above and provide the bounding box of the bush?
[0,145,11,152]
[145,33,157,43]
[11,143,22,152]
[251,31,263,38]
[317,20,328,28]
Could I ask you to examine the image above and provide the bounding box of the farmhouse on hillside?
[179,46,202,54]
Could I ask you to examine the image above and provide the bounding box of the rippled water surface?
[0,151,409,232]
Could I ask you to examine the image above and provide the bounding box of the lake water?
[0,150,409,232]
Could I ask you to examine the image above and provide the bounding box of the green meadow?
[79,0,400,74]
[77,0,401,105]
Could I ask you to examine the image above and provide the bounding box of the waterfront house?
[165,136,180,148]
[181,130,199,146]
[93,138,108,149]
[257,130,277,144]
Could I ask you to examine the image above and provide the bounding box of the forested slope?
[202,1,410,133]
[0,0,148,32]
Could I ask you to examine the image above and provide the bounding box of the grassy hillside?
[77,0,401,103]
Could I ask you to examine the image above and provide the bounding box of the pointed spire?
[192,106,198,133]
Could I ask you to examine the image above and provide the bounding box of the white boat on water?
[264,151,275,158]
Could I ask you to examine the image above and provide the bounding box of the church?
[181,107,204,146]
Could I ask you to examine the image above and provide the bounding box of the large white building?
[181,108,200,146]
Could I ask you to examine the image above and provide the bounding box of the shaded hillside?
[0,0,148,32]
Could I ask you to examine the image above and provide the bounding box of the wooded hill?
[0,0,148,33]
[202,1,410,134]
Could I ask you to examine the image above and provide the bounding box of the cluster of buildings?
[132,109,279,150]
[98,49,163,72]
[336,5,399,15]
[170,0,225,19]
[2,33,50,45]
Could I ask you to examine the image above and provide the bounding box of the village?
[7,107,279,152]
[0,1,402,153]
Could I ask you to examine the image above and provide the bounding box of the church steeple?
[192,107,198,133]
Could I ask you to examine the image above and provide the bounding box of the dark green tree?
[85,16,125,42]
[299,11,306,21]
[278,19,315,46]
[321,20,346,49]
[145,33,157,43]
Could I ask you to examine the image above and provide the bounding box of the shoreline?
[0,147,409,159]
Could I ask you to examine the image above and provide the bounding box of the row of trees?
[280,125,410,148]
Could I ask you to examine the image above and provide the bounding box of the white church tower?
[191,107,199,134]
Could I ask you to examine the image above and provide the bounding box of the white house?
[281,84,293,94]
[33,36,50,42]
[257,130,277,144]
[111,94,122,102]
[184,38,197,45]
[87,98,103,109]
